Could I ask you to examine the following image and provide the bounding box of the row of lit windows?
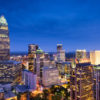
[0,26,8,30]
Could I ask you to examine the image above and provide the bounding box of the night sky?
[0,0,100,52]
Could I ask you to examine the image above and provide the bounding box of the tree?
[30,94,43,100]
[42,89,49,100]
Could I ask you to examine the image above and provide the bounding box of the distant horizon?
[10,47,98,53]
[10,50,92,53]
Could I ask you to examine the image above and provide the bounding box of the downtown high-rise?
[93,66,100,100]
[0,16,10,61]
[57,44,65,62]
[0,15,22,84]
[28,44,38,73]
[76,50,86,61]
[70,63,94,100]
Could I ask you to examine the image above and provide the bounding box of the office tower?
[0,16,10,60]
[36,49,44,80]
[57,44,65,62]
[62,62,71,79]
[56,62,63,74]
[36,52,41,78]
[56,62,70,75]
[76,49,86,61]
[28,44,38,73]
[90,51,100,65]
[70,63,94,100]
[42,67,60,87]
[0,60,22,84]
[0,15,22,86]
[93,66,100,100]
[44,53,51,67]
[44,53,50,60]
[56,61,71,82]
[57,44,62,51]
[22,69,37,91]
[53,54,57,61]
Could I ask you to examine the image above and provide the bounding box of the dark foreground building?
[0,60,22,85]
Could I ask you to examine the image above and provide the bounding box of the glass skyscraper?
[28,44,38,73]
[0,16,10,61]
[70,63,94,100]
[0,15,22,84]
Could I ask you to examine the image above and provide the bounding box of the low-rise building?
[22,69,37,91]
[0,60,22,85]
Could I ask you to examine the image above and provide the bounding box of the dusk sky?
[0,0,100,52]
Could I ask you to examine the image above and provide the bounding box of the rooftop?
[93,65,100,70]
[76,63,91,67]
[0,60,21,64]
[23,69,33,73]
[36,49,44,54]
[57,44,62,46]
[76,49,86,52]
[0,16,8,26]
[0,88,4,93]
[4,91,16,99]
[62,61,71,64]
[16,85,28,93]
[43,66,57,70]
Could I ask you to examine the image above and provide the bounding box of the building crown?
[0,15,8,26]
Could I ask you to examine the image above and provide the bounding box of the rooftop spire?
[0,15,8,26]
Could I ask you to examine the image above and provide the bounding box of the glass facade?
[93,66,100,100]
[0,16,10,61]
[28,44,38,73]
[76,50,86,61]
[70,63,94,100]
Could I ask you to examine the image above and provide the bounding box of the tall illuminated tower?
[28,44,38,73]
[57,44,65,62]
[70,63,94,100]
[0,16,22,84]
[90,50,100,65]
[36,49,44,80]
[0,16,10,60]
[93,66,100,100]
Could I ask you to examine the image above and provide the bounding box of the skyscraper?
[36,49,44,80]
[0,15,22,85]
[93,65,100,100]
[70,63,94,100]
[57,44,65,62]
[76,50,86,61]
[90,50,100,65]
[28,44,38,73]
[0,16,10,60]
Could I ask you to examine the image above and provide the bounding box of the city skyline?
[0,1,100,100]
[0,0,100,52]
